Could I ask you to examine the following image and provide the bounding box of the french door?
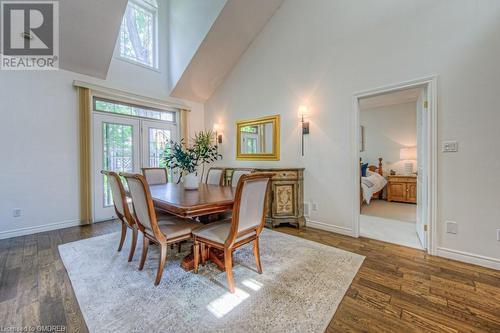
[93,113,177,221]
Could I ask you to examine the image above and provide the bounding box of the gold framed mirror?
[236,115,280,160]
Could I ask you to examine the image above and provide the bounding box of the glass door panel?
[93,113,140,221]
[142,120,177,182]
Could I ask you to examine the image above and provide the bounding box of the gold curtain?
[180,109,189,146]
[79,87,92,224]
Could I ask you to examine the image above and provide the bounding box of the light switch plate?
[446,221,458,234]
[442,141,458,153]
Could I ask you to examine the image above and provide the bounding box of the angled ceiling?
[170,0,284,102]
[59,0,127,79]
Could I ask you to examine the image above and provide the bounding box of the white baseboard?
[0,219,84,240]
[306,219,355,237]
[436,247,500,270]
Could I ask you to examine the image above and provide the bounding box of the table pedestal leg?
[180,246,225,271]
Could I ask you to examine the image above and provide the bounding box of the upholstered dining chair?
[193,173,273,293]
[231,168,254,187]
[121,173,200,286]
[206,167,225,185]
[101,170,138,262]
[142,167,168,185]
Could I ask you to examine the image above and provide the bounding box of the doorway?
[92,102,177,222]
[353,77,437,253]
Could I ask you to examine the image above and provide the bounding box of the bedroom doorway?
[353,77,437,253]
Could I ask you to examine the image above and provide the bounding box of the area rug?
[58,229,364,333]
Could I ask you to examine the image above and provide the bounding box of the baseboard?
[306,219,355,237]
[0,219,84,240]
[436,247,500,270]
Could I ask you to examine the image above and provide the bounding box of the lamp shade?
[298,105,309,118]
[400,147,417,160]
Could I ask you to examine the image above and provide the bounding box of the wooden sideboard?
[224,168,305,228]
[387,175,417,203]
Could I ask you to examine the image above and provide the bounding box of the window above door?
[93,97,175,122]
[118,0,158,69]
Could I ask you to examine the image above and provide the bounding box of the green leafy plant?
[192,130,221,181]
[164,139,198,183]
[163,131,221,184]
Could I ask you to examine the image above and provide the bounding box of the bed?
[360,157,387,205]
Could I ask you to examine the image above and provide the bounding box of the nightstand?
[387,175,417,203]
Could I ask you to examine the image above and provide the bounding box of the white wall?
[0,0,205,238]
[205,0,500,267]
[168,0,226,90]
[360,102,417,175]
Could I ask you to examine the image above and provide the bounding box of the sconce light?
[299,105,310,156]
[213,123,223,144]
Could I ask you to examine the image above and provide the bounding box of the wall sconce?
[299,105,310,156]
[213,123,223,144]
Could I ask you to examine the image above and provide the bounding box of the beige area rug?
[58,229,364,333]
[361,200,416,222]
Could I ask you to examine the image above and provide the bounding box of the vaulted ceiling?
[169,0,284,102]
[59,0,128,78]
[58,0,283,101]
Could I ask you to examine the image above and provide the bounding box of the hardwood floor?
[1,221,499,332]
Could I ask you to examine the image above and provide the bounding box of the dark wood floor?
[1,221,499,333]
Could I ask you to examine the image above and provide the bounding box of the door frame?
[352,76,438,255]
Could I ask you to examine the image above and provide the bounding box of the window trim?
[116,0,159,70]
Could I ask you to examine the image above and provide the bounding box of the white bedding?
[361,171,387,204]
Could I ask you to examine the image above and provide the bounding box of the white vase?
[183,172,199,190]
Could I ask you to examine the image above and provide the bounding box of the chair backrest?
[142,167,168,185]
[206,167,224,185]
[121,173,165,242]
[226,173,273,245]
[101,170,134,227]
[231,169,254,187]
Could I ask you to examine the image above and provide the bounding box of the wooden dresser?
[387,175,417,203]
[225,168,305,228]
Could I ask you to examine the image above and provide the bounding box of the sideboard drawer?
[271,170,298,180]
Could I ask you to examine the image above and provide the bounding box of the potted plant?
[164,131,221,190]
[164,139,199,189]
[192,130,220,182]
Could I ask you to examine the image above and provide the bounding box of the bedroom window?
[118,0,158,69]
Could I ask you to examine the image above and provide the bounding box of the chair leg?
[128,227,138,262]
[253,239,262,274]
[139,235,149,271]
[200,243,206,266]
[193,241,200,274]
[224,248,235,293]
[154,244,168,286]
[118,222,127,252]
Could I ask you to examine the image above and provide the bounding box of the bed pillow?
[361,163,369,177]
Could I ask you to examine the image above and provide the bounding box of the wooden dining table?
[149,183,236,271]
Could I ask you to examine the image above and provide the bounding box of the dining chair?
[121,172,200,286]
[142,167,168,185]
[231,168,254,187]
[101,170,138,262]
[206,167,225,185]
[193,173,273,293]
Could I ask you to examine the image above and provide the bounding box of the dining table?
[149,182,236,271]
